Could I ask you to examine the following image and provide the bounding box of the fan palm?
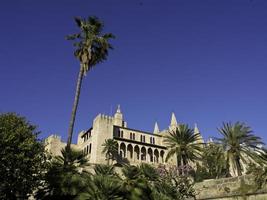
[37,147,90,199]
[121,165,153,200]
[77,175,123,200]
[94,164,117,176]
[139,163,159,182]
[164,124,203,171]
[102,139,119,165]
[66,16,115,152]
[217,122,265,176]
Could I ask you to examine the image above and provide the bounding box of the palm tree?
[139,163,159,182]
[66,16,115,152]
[78,175,123,200]
[102,139,118,165]
[217,122,265,176]
[94,164,117,176]
[164,124,203,172]
[36,147,90,199]
[121,165,153,200]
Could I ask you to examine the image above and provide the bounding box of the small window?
[133,133,135,140]
[119,130,124,138]
[150,137,155,144]
[130,132,132,140]
[140,135,142,142]
[89,144,92,154]
[143,135,146,143]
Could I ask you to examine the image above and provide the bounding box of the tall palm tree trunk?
[66,64,84,152]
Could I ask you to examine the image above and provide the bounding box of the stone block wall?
[195,175,267,200]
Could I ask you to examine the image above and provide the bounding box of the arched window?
[140,135,142,142]
[89,143,92,154]
[133,133,135,140]
[130,132,132,140]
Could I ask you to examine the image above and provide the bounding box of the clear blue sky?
[1,0,267,143]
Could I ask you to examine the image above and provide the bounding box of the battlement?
[93,113,114,125]
[45,134,61,143]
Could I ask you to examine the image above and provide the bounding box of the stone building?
[45,105,203,166]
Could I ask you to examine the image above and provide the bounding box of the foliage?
[139,163,159,181]
[36,147,90,199]
[217,122,265,176]
[121,164,153,200]
[94,164,117,176]
[154,164,196,200]
[77,175,124,200]
[102,139,118,165]
[194,143,230,181]
[0,113,48,199]
[66,16,115,75]
[77,163,196,200]
[246,163,267,190]
[164,124,203,169]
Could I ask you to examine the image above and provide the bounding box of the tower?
[114,105,123,127]
[153,122,160,134]
[194,123,204,143]
[169,112,178,131]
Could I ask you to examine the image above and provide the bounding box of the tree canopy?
[0,113,48,199]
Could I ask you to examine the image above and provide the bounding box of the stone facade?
[45,105,203,166]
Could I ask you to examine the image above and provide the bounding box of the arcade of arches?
[118,141,165,164]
